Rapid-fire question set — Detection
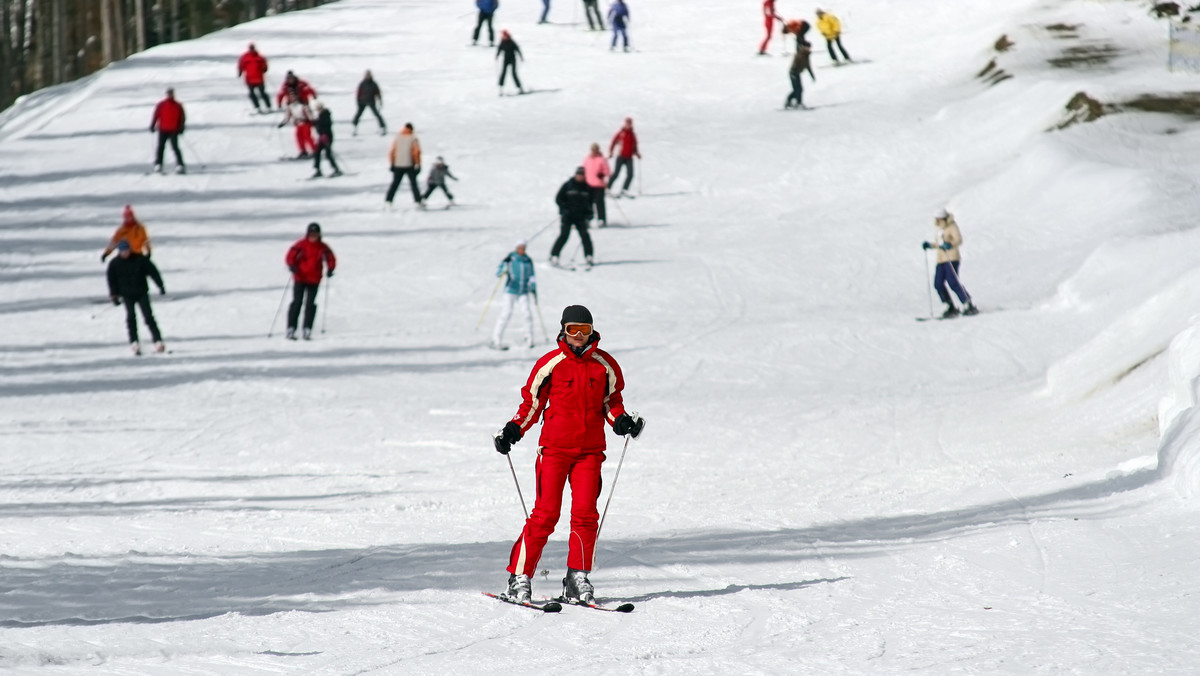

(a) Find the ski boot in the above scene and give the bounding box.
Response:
[562,568,595,604]
[175,165,186,175]
[507,573,532,603]
[549,255,560,268]
[963,303,979,316]
[154,341,166,353]
[286,328,297,341]
[941,304,960,319]
[302,329,312,341]
[584,255,595,270]
[130,341,141,356]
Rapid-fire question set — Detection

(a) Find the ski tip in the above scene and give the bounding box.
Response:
[542,602,563,613]
[614,602,635,613]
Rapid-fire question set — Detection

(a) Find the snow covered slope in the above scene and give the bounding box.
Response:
[3,0,1200,672]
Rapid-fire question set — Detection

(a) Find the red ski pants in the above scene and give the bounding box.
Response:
[295,122,315,154]
[759,16,775,54]
[507,445,606,577]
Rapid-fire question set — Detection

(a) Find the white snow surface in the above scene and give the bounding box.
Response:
[3,0,1200,672]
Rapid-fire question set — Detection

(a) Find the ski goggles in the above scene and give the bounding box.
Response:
[563,323,593,337]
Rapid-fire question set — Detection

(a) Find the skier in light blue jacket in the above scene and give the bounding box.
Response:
[492,240,538,349]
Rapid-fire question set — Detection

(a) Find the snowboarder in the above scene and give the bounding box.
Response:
[550,167,596,268]
[783,20,815,109]
[149,88,186,174]
[352,70,386,136]
[759,0,782,55]
[276,70,317,109]
[492,304,645,604]
[583,0,604,30]
[815,9,852,64]
[582,143,610,226]
[385,123,423,208]
[922,209,978,318]
[284,222,336,340]
[106,239,166,356]
[277,100,316,159]
[607,117,639,196]
[311,101,342,178]
[101,205,152,262]
[421,156,458,206]
[490,240,537,349]
[473,0,498,45]
[237,42,270,113]
[496,30,524,95]
[609,0,630,51]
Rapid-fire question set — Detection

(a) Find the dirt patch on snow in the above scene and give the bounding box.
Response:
[1048,43,1122,69]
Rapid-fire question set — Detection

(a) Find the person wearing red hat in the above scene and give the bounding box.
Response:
[102,205,152,262]
[493,304,645,605]
[284,223,336,340]
[150,88,186,174]
[496,30,524,95]
[237,43,270,113]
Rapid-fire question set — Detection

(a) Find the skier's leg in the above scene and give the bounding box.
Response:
[512,64,523,91]
[370,102,386,128]
[947,260,971,304]
[517,293,534,344]
[622,157,634,191]
[421,184,435,201]
[441,184,454,201]
[499,62,508,87]
[138,295,162,342]
[327,144,340,172]
[407,168,422,203]
[507,448,572,577]
[933,263,953,305]
[487,13,495,43]
[540,0,550,23]
[168,134,185,167]
[827,39,839,62]
[123,297,139,343]
[492,293,516,345]
[576,219,594,258]
[313,143,324,173]
[385,168,402,202]
[472,11,485,42]
[760,17,773,53]
[566,449,604,571]
[550,218,572,257]
[352,103,366,127]
[302,283,319,330]
[837,36,852,61]
[592,186,607,224]
[155,132,167,166]
[287,282,304,329]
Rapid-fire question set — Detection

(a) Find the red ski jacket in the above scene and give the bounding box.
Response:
[285,237,336,285]
[511,334,627,451]
[238,49,269,85]
[609,128,639,159]
[151,98,185,133]
[277,78,317,107]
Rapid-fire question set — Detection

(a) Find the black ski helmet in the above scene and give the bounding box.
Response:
[307,222,321,235]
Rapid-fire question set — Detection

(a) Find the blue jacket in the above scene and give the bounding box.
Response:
[477,0,498,13]
[609,1,628,27]
[497,252,536,295]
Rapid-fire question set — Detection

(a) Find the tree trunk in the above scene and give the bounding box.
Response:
[1,0,13,110]
[52,0,65,84]
[133,0,146,52]
[99,0,114,64]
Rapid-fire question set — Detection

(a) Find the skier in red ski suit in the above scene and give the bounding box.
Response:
[284,222,336,340]
[759,0,782,55]
[237,43,270,112]
[493,305,645,605]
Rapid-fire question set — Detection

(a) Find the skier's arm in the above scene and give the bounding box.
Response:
[286,244,302,271]
[149,104,159,132]
[323,245,337,276]
[599,352,627,425]
[106,264,118,299]
[145,259,166,294]
[446,169,458,181]
[512,357,556,434]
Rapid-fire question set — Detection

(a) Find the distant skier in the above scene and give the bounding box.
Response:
[815,9,852,64]
[607,117,640,196]
[490,240,537,350]
[782,20,815,109]
[539,0,551,24]
[352,70,386,136]
[237,43,270,113]
[421,156,458,206]
[277,100,316,159]
[276,71,317,109]
[492,304,645,605]
[284,222,336,340]
[149,88,186,174]
[582,143,610,226]
[922,209,978,318]
[101,205,152,262]
[583,0,604,30]
[311,101,342,178]
[609,0,630,51]
[473,0,498,45]
[385,122,423,208]
[758,0,782,55]
[496,30,525,95]
[106,239,167,356]
[550,166,595,269]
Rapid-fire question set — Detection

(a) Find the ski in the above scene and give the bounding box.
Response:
[483,592,562,612]
[556,597,635,613]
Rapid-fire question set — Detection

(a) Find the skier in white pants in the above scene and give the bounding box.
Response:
[492,240,538,349]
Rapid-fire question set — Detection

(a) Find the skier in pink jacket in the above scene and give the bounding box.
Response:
[582,143,611,227]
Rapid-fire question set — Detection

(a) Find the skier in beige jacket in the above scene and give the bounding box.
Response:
[923,209,978,318]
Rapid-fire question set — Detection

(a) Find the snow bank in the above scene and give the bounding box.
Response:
[1157,319,1200,497]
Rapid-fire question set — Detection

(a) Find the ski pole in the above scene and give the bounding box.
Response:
[533,293,550,341]
[527,216,557,243]
[476,274,505,330]
[321,276,331,334]
[268,276,292,337]
[609,190,633,227]
[91,299,119,320]
[924,249,934,319]
[182,134,206,169]
[595,433,633,546]
[330,148,352,174]
[636,157,643,195]
[506,453,530,520]
[945,257,973,305]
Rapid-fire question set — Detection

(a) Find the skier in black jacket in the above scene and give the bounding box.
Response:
[549,166,595,268]
[106,240,167,355]
[312,101,342,178]
[352,70,386,136]
[496,30,524,96]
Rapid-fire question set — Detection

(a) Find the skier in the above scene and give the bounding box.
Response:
[607,117,639,196]
[492,304,645,605]
[490,240,537,350]
[276,70,317,109]
[583,0,604,31]
[421,156,458,206]
[149,88,186,174]
[549,167,595,268]
[101,205,152,262]
[783,20,815,109]
[284,222,336,340]
[385,122,423,209]
[496,30,524,96]
[351,70,386,136]
[922,209,978,318]
[277,99,316,159]
[237,42,270,113]
[758,0,782,55]
[311,101,342,178]
[539,0,551,24]
[609,0,630,51]
[473,0,498,46]
[106,239,167,356]
[815,9,852,64]
[582,143,610,227]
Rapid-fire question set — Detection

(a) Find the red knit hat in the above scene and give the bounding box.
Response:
[123,205,136,224]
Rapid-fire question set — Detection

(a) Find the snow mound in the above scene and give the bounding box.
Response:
[1157,320,1200,497]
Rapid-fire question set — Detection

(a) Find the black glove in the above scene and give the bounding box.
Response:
[277,121,286,128]
[613,413,645,438]
[101,253,109,262]
[327,270,334,278]
[159,287,166,295]
[111,296,121,306]
[922,241,932,250]
[289,266,297,273]
[493,421,522,454]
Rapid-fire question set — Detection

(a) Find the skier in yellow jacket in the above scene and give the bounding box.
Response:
[815,9,852,65]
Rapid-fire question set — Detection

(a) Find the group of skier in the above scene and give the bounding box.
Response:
[473,0,632,52]
[759,4,855,110]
